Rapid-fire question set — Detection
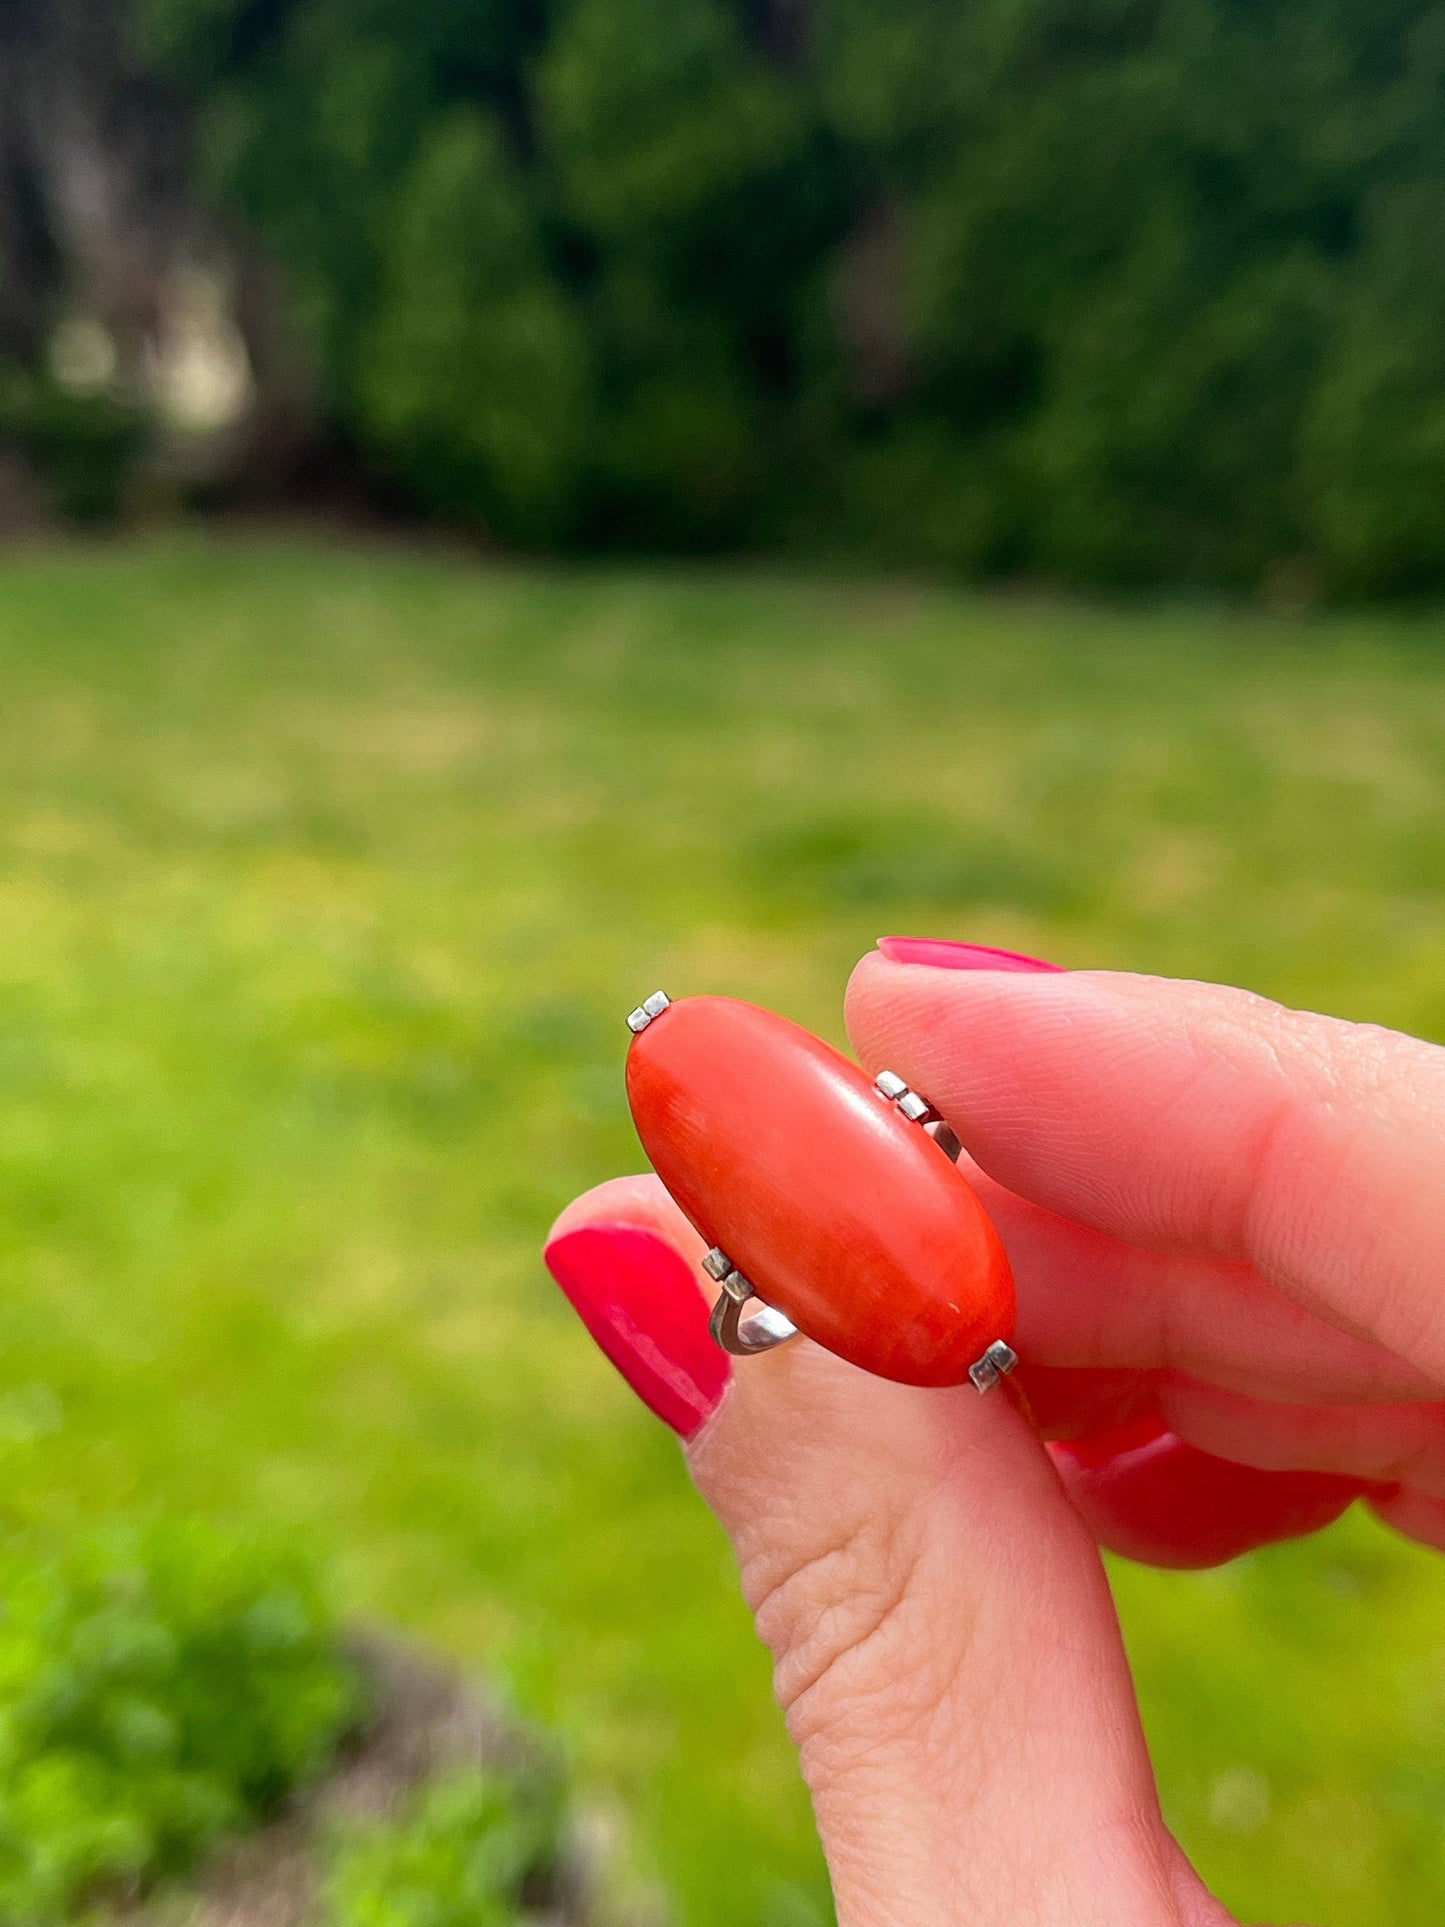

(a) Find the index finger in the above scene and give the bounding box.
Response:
[846,955,1445,1384]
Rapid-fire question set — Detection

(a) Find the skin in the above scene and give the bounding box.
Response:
[551,961,1445,1925]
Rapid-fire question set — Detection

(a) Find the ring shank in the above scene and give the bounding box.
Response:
[709,1288,800,1356]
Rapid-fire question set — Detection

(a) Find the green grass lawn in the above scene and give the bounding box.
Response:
[1,536,1445,1923]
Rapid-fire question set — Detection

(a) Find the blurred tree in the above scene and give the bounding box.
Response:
[356,110,589,540]
[535,0,823,543]
[1305,178,1445,593]
[3,0,1444,586]
[0,0,320,518]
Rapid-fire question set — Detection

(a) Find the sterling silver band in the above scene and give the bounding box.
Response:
[704,1250,800,1357]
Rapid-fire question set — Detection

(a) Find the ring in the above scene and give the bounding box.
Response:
[625,992,1019,1390]
[703,1248,799,1356]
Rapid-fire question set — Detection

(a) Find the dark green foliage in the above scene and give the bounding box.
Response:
[321,1768,568,1927]
[133,0,1445,587]
[0,371,146,524]
[356,112,590,540]
[0,1521,358,1921]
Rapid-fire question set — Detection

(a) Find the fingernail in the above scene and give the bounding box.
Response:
[544,1224,729,1439]
[876,936,1064,973]
[1049,1416,1170,1470]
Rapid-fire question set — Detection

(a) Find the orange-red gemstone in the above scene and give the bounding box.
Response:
[625,995,1014,1387]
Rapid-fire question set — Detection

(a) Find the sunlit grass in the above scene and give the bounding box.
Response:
[0,536,1443,1921]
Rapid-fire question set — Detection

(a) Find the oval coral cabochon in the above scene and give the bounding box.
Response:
[625,995,1014,1387]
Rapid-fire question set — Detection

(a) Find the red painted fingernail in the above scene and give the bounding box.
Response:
[1049,1425,1369,1569]
[544,1224,729,1439]
[876,937,1063,973]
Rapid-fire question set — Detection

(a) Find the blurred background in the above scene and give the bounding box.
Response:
[8,0,1445,592]
[0,4,1444,1926]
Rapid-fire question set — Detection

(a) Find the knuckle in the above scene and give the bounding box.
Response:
[740,1494,977,1757]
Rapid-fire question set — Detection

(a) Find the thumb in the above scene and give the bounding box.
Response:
[546,1176,1229,1927]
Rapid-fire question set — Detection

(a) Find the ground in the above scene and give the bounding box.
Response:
[0,535,1443,1923]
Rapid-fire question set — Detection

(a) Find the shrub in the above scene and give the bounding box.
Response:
[0,1520,358,1920]
[321,1767,568,1927]
[0,372,146,524]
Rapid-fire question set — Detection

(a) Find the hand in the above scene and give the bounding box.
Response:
[545,947,1445,1924]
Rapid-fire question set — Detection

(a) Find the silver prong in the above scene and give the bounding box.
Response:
[897,1090,932,1123]
[928,1121,962,1163]
[626,989,672,1033]
[875,1070,908,1100]
[968,1339,1019,1394]
[719,1269,752,1304]
[702,1246,733,1282]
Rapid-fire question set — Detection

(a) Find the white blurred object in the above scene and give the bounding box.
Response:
[1208,1765,1272,1834]
[146,263,254,433]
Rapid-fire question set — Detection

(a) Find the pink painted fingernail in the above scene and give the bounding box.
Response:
[877,936,1064,973]
[544,1224,729,1439]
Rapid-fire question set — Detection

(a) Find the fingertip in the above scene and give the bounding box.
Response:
[543,1177,726,1438]
[842,944,893,1032]
[845,943,1095,1073]
[844,962,1295,1254]
[546,1172,703,1254]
